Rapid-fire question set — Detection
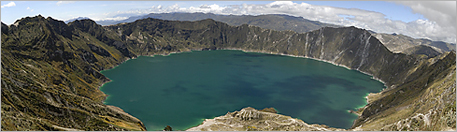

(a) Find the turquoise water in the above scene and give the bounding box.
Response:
[100,50,385,130]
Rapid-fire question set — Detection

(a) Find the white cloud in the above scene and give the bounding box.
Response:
[1,2,16,8]
[97,16,128,21]
[56,1,75,6]
[26,7,33,12]
[393,1,456,43]
[395,1,456,28]
[98,1,456,43]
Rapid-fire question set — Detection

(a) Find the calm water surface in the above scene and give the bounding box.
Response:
[100,50,385,130]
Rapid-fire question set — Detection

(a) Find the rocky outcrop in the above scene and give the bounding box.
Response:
[163,125,173,131]
[186,107,345,131]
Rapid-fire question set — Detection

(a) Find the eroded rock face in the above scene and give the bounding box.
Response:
[186,107,345,131]
[232,107,261,121]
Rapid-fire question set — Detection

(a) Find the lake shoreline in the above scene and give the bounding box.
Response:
[97,48,388,130]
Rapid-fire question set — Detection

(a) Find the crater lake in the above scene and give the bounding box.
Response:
[100,50,385,130]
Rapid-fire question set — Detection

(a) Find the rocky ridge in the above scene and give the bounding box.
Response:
[372,33,455,54]
[1,16,455,131]
[90,12,455,55]
[96,12,339,33]
[186,107,345,131]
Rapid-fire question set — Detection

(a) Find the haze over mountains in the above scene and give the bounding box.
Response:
[64,17,91,24]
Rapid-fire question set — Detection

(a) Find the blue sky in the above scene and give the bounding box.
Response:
[303,1,426,22]
[1,1,423,24]
[1,1,455,43]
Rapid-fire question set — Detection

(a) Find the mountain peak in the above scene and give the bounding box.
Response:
[14,15,73,39]
[70,18,97,24]
[65,17,92,23]
[68,19,102,35]
[13,15,46,26]
[46,16,60,21]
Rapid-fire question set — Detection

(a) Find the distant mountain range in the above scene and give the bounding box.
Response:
[97,12,340,33]
[88,12,456,56]
[64,17,91,24]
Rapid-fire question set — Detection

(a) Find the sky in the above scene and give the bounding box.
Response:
[1,1,456,43]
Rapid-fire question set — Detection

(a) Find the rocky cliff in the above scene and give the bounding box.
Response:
[92,12,454,55]
[96,13,339,33]
[106,18,416,87]
[186,107,345,131]
[1,16,455,131]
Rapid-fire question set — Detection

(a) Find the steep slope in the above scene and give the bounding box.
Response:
[93,12,454,55]
[1,16,145,131]
[373,33,456,53]
[402,45,441,57]
[352,51,455,130]
[107,18,416,87]
[2,16,455,131]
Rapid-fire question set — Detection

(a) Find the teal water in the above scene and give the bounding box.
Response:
[100,50,385,130]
